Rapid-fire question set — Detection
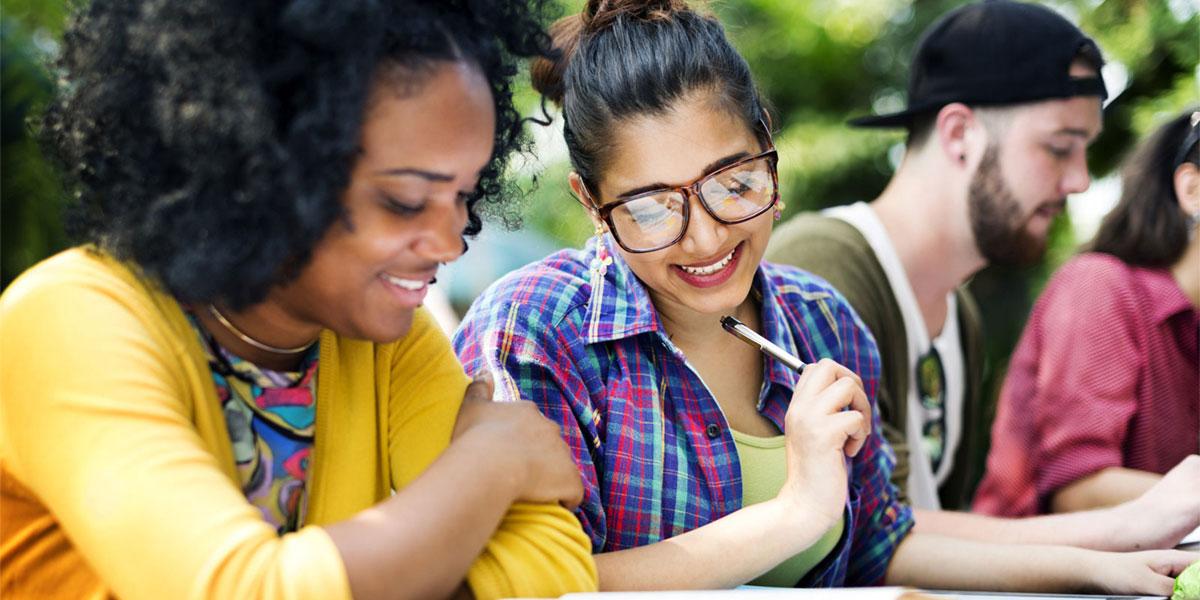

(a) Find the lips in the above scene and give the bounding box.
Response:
[381,274,430,290]
[678,247,737,276]
[672,242,744,289]
[379,271,436,306]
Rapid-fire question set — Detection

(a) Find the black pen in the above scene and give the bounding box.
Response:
[720,315,806,373]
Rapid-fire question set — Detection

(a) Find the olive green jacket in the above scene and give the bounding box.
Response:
[766,213,988,510]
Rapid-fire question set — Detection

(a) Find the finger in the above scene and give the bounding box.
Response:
[465,372,496,402]
[1136,572,1175,597]
[561,474,585,510]
[848,385,872,437]
[1150,550,1200,576]
[793,358,841,402]
[829,410,868,457]
[813,376,861,414]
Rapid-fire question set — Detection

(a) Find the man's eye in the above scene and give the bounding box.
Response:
[1047,145,1071,158]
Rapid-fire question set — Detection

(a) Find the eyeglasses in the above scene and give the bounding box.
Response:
[584,147,780,253]
[915,346,947,472]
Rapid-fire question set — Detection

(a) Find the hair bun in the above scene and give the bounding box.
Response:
[584,0,691,33]
[530,0,696,106]
[530,14,584,106]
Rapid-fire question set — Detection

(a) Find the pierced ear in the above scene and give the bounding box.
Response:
[568,172,606,229]
[934,103,978,168]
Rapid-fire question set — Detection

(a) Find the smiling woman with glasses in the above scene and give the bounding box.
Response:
[452,0,1199,595]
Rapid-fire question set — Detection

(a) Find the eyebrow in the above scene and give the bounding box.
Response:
[616,151,752,198]
[1053,127,1099,140]
[372,167,455,182]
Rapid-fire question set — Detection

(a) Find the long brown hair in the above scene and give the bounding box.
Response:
[1090,108,1199,267]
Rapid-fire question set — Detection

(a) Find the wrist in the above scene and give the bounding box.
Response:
[764,494,842,555]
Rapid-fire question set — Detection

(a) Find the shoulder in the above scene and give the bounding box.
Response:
[461,247,593,333]
[1,247,166,333]
[1040,253,1137,306]
[1051,253,1132,285]
[767,213,884,302]
[769,212,870,257]
[762,261,877,347]
[761,260,848,306]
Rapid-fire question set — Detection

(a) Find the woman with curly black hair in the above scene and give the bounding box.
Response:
[0,1,596,599]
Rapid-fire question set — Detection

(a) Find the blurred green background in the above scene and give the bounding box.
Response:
[2,0,1197,415]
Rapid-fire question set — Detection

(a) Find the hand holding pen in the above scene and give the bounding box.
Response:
[721,315,871,525]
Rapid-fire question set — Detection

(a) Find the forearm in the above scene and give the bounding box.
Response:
[326,432,518,600]
[911,507,1125,551]
[595,498,835,591]
[885,532,1096,592]
[1051,467,1160,513]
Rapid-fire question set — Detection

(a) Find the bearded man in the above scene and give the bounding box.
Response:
[767,0,1198,552]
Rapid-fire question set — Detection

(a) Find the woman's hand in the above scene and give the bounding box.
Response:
[1087,549,1198,596]
[452,374,584,509]
[778,358,871,526]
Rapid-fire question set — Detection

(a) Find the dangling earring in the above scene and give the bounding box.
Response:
[589,223,613,277]
[773,200,787,221]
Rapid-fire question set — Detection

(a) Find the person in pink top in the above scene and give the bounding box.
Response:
[975,108,1200,519]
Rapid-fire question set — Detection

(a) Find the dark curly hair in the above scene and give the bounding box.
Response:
[42,0,553,308]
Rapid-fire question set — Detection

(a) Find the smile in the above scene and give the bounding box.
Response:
[678,247,737,276]
[381,273,431,291]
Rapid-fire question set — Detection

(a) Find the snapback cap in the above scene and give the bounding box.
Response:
[850,0,1108,128]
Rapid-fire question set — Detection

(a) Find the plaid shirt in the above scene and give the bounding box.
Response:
[453,236,912,587]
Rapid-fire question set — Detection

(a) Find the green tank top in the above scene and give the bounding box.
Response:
[731,428,845,587]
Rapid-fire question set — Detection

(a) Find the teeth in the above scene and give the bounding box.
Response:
[680,248,736,276]
[382,274,428,291]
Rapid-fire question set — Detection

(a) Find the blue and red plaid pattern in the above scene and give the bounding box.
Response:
[453,235,913,587]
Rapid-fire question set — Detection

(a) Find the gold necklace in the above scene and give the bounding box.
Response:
[207,304,316,355]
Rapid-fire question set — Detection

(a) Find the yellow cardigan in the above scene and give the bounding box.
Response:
[0,248,596,600]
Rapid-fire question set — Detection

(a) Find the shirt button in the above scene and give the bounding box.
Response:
[705,423,722,439]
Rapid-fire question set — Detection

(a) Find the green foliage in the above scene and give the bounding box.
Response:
[2,15,67,288]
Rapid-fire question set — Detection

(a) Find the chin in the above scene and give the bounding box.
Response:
[355,311,416,344]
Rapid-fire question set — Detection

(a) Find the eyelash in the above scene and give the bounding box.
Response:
[381,194,423,216]
[381,191,473,216]
[1047,145,1072,158]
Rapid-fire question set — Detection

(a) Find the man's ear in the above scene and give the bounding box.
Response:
[934,102,985,170]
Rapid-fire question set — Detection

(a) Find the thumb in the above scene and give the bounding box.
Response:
[466,372,496,402]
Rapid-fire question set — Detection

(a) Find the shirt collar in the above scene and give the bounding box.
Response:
[582,234,663,344]
[1137,265,1197,325]
[756,266,805,391]
[583,238,804,388]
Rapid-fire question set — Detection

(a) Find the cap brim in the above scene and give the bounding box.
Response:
[847,109,922,128]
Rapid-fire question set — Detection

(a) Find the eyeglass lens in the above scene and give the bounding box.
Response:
[609,155,775,251]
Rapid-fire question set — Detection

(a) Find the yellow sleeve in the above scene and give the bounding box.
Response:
[386,309,598,599]
[0,264,350,600]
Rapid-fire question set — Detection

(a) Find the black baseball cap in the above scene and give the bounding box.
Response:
[850,0,1108,128]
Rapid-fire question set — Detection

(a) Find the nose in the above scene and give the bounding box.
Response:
[412,199,468,264]
[677,189,726,256]
[1061,152,1091,195]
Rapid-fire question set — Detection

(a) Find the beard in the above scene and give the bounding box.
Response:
[967,146,1061,267]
